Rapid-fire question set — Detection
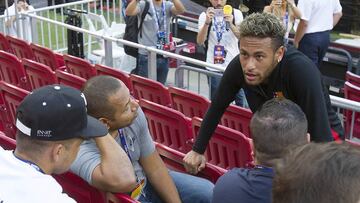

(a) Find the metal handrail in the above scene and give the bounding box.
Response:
[23,12,226,73]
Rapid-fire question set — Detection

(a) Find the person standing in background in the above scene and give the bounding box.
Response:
[264,0,301,45]
[294,0,342,68]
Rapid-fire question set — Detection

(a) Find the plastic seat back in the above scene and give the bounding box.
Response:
[63,54,97,80]
[139,99,193,153]
[95,64,133,94]
[192,117,253,170]
[0,81,30,139]
[0,50,30,90]
[6,35,35,60]
[0,33,10,52]
[346,71,360,87]
[168,86,210,118]
[130,74,172,107]
[53,172,106,203]
[0,131,16,150]
[220,104,253,138]
[344,82,360,139]
[22,59,57,90]
[55,70,86,90]
[30,43,62,71]
[155,142,226,183]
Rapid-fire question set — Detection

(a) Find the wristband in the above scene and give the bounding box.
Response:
[205,21,211,25]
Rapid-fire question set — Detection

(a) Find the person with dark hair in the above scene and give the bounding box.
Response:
[4,0,35,41]
[212,98,309,203]
[125,0,185,84]
[183,12,344,175]
[273,142,360,203]
[0,85,108,202]
[71,75,214,203]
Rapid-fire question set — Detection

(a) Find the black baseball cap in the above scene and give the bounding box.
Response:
[16,85,108,140]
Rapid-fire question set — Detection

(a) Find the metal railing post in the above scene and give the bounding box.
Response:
[148,51,157,81]
[104,38,113,67]
[30,16,38,44]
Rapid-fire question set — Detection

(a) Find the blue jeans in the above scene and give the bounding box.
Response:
[209,74,248,108]
[298,30,330,68]
[138,171,214,203]
[137,54,169,84]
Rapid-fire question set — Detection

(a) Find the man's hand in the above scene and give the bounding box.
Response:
[223,13,233,24]
[183,150,206,174]
[293,41,299,49]
[205,7,215,24]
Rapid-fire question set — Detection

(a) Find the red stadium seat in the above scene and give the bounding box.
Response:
[6,35,35,60]
[344,82,360,139]
[0,131,16,150]
[130,74,172,107]
[63,54,97,80]
[95,64,133,94]
[139,99,193,153]
[191,117,253,170]
[0,81,30,139]
[55,70,86,90]
[155,142,226,183]
[0,50,30,90]
[0,33,11,52]
[168,86,210,118]
[221,104,253,138]
[30,43,64,71]
[53,172,137,203]
[22,59,57,90]
[345,71,360,87]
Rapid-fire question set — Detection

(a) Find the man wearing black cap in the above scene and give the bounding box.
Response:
[0,85,108,203]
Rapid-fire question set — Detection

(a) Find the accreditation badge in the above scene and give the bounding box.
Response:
[130,179,145,200]
[213,45,225,64]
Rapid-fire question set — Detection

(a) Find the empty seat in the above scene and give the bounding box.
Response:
[22,59,57,90]
[63,54,97,80]
[0,33,11,52]
[95,64,133,94]
[191,117,253,170]
[344,82,360,139]
[168,86,210,118]
[0,81,30,139]
[155,142,226,183]
[131,74,172,107]
[6,35,35,60]
[30,43,65,71]
[139,99,193,153]
[345,71,360,87]
[0,131,16,150]
[221,104,253,138]
[0,50,30,90]
[55,70,86,90]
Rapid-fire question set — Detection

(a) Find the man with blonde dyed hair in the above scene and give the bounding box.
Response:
[184,12,343,174]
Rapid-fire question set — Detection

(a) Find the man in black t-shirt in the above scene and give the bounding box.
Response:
[183,12,344,175]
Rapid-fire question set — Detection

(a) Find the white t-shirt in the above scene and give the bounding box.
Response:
[295,0,342,34]
[198,9,243,72]
[0,147,76,203]
[4,3,35,42]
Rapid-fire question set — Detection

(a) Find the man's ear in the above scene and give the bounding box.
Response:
[275,46,285,62]
[99,117,110,130]
[51,143,64,163]
[306,133,311,143]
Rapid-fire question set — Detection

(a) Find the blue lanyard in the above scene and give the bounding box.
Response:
[13,152,45,174]
[254,165,273,173]
[150,1,167,32]
[118,129,133,162]
[213,16,225,44]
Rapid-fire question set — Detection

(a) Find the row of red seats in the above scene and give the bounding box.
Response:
[344,72,360,138]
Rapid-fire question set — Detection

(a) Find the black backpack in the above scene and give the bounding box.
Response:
[123,1,150,58]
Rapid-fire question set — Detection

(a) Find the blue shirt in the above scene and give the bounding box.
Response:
[212,166,274,203]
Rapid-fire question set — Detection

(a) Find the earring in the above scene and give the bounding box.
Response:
[277,58,281,63]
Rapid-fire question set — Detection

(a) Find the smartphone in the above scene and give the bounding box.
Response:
[214,9,224,17]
